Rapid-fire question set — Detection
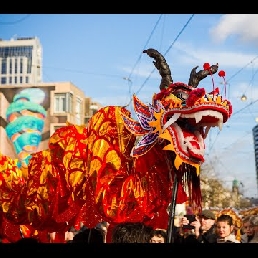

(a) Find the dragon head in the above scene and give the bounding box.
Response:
[122,48,232,175]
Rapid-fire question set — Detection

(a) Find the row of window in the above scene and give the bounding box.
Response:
[1,76,29,84]
[1,57,32,75]
[0,46,33,59]
[0,46,33,75]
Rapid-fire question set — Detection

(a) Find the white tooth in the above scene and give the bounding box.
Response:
[203,125,211,139]
[163,113,181,130]
[194,112,202,123]
[218,120,223,130]
[181,113,194,119]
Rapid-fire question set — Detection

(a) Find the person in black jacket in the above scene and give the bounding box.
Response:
[176,209,217,243]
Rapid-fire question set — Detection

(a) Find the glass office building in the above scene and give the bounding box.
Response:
[252,124,258,193]
[0,37,42,86]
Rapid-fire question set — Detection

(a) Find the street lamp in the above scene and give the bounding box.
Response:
[241,94,247,101]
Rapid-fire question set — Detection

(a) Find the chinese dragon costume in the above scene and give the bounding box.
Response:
[0,48,232,242]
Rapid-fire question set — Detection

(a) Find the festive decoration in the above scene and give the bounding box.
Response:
[218,70,227,97]
[0,48,232,242]
[239,206,258,217]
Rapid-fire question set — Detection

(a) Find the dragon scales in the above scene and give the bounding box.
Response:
[0,49,232,242]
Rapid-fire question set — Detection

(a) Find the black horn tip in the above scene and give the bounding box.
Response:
[143,48,159,56]
[190,66,199,75]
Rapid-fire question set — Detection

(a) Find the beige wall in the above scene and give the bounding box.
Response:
[0,81,102,166]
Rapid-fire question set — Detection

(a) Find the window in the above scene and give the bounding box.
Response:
[14,76,17,83]
[54,92,73,113]
[1,77,6,84]
[20,58,23,73]
[9,77,12,84]
[20,76,23,83]
[27,58,32,74]
[15,58,18,74]
[54,93,66,113]
[1,58,7,74]
[25,76,29,83]
[9,59,12,74]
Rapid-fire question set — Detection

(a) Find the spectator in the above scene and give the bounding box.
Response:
[64,226,80,243]
[176,209,217,243]
[96,221,110,243]
[241,215,255,243]
[216,214,240,243]
[72,227,104,243]
[249,215,258,243]
[111,222,154,243]
[150,229,167,243]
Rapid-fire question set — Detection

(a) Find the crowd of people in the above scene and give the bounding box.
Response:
[176,208,258,243]
[7,207,258,244]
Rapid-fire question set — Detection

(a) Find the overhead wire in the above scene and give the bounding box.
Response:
[43,65,123,79]
[208,56,258,153]
[220,54,258,99]
[225,55,258,84]
[0,14,31,25]
[208,99,258,153]
[241,65,258,97]
[158,15,166,51]
[123,14,164,110]
[134,14,195,97]
[126,14,164,83]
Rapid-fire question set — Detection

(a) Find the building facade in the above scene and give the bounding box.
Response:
[0,82,102,167]
[0,37,102,168]
[252,124,258,194]
[0,37,42,86]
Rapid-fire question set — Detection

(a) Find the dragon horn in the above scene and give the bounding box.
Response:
[143,48,173,90]
[188,63,219,88]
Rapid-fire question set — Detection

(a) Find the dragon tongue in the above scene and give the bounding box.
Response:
[183,130,200,149]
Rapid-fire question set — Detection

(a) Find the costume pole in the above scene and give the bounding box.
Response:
[166,173,178,243]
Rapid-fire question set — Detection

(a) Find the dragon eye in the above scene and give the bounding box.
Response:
[174,91,189,101]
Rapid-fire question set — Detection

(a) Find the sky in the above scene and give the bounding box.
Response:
[0,14,258,198]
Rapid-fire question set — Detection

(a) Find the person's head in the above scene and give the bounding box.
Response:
[249,215,258,234]
[111,222,154,243]
[96,221,110,243]
[72,227,104,243]
[198,209,216,232]
[242,216,255,237]
[150,229,167,243]
[216,214,234,238]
